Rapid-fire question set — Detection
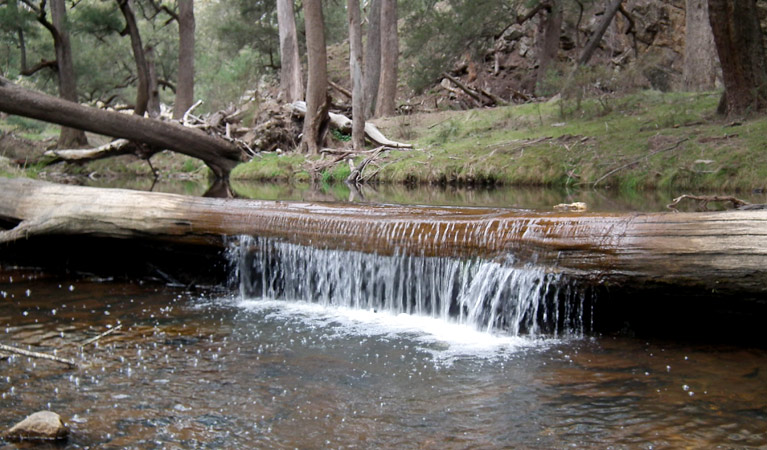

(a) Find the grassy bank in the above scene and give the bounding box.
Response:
[233,90,767,193]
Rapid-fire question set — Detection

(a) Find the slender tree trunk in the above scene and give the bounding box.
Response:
[301,0,328,155]
[536,0,562,95]
[174,0,195,120]
[276,0,304,103]
[145,45,161,118]
[348,0,365,151]
[707,0,767,116]
[578,0,623,66]
[117,0,150,117]
[363,0,381,118]
[683,0,718,91]
[50,0,88,148]
[375,0,398,117]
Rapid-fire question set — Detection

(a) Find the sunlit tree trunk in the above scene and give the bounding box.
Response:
[145,45,161,118]
[363,0,381,118]
[375,0,398,117]
[683,0,718,91]
[348,0,365,150]
[707,0,767,116]
[50,0,88,147]
[277,0,304,103]
[301,0,328,154]
[174,0,195,119]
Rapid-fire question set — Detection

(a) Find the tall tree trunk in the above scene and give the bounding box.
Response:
[536,0,562,95]
[578,0,623,66]
[348,0,365,151]
[145,45,161,118]
[363,0,381,118]
[301,0,328,155]
[50,0,88,148]
[117,0,150,117]
[174,0,195,120]
[375,0,398,117]
[684,0,718,91]
[707,0,767,116]
[276,0,304,103]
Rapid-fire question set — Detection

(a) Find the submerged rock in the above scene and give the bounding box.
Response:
[3,411,69,441]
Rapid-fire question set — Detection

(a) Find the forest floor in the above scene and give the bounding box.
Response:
[3,89,767,195]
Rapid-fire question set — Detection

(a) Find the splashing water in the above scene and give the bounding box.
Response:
[229,236,592,338]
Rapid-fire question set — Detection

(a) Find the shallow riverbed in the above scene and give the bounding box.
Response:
[1,268,765,449]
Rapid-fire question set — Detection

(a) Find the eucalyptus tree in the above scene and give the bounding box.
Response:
[276,0,303,103]
[301,0,327,154]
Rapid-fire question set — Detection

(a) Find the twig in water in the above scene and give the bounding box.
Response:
[666,195,749,211]
[80,324,123,347]
[0,343,77,368]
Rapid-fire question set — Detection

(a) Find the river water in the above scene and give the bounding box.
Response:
[2,183,767,448]
[2,264,766,448]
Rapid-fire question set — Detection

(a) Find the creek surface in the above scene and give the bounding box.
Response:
[1,183,767,449]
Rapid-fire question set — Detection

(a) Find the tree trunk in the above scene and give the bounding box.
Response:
[683,0,718,91]
[174,0,195,120]
[276,0,304,103]
[375,0,398,117]
[363,0,381,118]
[707,0,767,116]
[2,177,767,301]
[144,45,161,118]
[49,0,88,148]
[348,0,365,151]
[0,78,242,178]
[301,0,328,155]
[117,0,150,117]
[536,0,562,95]
[577,0,623,66]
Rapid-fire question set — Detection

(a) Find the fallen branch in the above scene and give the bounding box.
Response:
[328,80,352,99]
[480,88,509,106]
[290,101,412,148]
[346,146,388,186]
[44,139,135,162]
[0,343,78,368]
[667,195,750,211]
[80,324,123,347]
[441,72,486,106]
[593,137,689,187]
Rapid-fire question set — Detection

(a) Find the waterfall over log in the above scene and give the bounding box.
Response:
[2,177,767,300]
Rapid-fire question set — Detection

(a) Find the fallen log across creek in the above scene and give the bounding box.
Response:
[2,177,767,304]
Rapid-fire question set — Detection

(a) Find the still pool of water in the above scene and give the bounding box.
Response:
[1,269,766,449]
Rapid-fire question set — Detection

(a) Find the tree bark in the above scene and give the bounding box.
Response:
[276,0,304,103]
[348,0,365,151]
[0,78,243,178]
[375,0,398,117]
[174,0,195,119]
[683,0,718,91]
[117,0,150,117]
[2,177,767,300]
[535,0,562,95]
[363,0,381,118]
[49,0,88,148]
[301,0,328,155]
[144,45,161,118]
[707,0,767,116]
[577,0,623,66]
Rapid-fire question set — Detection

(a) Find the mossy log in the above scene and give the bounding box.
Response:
[1,177,767,299]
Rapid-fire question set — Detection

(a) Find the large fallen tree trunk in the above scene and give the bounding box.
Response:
[0,77,243,178]
[2,178,767,301]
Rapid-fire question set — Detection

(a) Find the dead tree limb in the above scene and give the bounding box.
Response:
[0,77,244,178]
[441,72,486,106]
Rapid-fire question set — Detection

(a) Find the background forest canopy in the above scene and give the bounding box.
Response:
[0,0,761,121]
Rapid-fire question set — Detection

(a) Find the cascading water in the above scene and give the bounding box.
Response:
[229,235,592,337]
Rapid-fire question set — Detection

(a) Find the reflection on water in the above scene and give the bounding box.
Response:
[1,269,766,449]
[84,175,767,212]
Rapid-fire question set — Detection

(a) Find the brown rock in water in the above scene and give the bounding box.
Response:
[3,411,69,441]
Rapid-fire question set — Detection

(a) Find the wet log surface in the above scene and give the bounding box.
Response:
[2,177,767,300]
